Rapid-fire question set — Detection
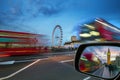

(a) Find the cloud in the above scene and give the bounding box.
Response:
[0,0,120,38]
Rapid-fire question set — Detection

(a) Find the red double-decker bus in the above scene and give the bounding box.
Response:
[0,30,50,57]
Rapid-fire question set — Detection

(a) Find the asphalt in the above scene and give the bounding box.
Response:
[0,52,102,80]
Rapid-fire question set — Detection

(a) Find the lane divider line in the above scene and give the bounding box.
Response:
[65,54,75,56]
[0,61,15,65]
[0,59,41,80]
[83,77,91,80]
[59,59,74,63]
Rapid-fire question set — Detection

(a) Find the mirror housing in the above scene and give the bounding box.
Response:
[75,42,120,80]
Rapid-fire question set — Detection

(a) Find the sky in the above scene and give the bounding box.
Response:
[0,0,120,44]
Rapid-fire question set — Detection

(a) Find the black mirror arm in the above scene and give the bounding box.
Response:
[75,45,86,71]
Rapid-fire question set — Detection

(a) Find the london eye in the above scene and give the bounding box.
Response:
[52,25,63,47]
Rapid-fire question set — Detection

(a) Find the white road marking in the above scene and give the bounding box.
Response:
[0,58,49,80]
[15,59,37,63]
[0,61,15,65]
[65,54,75,56]
[0,54,74,80]
[83,77,91,80]
[59,59,74,63]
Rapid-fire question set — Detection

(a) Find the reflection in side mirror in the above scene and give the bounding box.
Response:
[75,43,120,80]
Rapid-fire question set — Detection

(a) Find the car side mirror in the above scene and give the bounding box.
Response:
[75,42,120,80]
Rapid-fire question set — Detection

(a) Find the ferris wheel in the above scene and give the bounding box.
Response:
[52,25,63,47]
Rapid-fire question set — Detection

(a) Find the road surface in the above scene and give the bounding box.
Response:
[0,51,101,80]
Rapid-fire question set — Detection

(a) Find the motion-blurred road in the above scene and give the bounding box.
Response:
[0,51,101,80]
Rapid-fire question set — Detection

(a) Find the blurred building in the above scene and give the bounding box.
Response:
[115,56,120,68]
[64,36,81,49]
[71,36,77,42]
[113,55,120,68]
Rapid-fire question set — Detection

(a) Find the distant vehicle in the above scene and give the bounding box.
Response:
[0,30,50,57]
[79,58,100,73]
